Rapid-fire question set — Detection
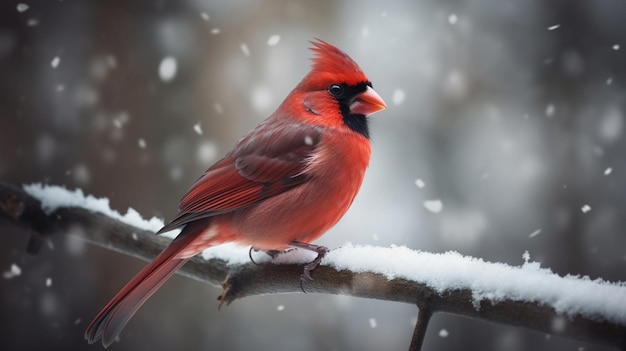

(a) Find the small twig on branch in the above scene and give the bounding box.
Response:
[409,302,433,351]
[1,181,625,351]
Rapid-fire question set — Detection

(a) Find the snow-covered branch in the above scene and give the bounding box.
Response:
[1,182,625,351]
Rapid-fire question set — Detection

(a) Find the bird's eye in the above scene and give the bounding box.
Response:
[328,84,344,98]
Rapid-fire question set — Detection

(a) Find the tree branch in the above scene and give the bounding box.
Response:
[1,181,625,350]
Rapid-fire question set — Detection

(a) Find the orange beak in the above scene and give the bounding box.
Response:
[349,86,387,117]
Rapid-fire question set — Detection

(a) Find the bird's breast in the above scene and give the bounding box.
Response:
[230,130,371,249]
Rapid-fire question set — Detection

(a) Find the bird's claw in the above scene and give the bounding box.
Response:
[249,247,293,265]
[294,244,328,293]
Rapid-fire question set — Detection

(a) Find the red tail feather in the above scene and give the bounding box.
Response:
[85,220,211,347]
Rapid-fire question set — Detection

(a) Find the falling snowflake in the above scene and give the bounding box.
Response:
[448,14,458,25]
[193,123,203,135]
[369,318,377,328]
[581,205,591,213]
[545,103,555,117]
[547,24,561,31]
[159,57,177,82]
[267,35,281,46]
[17,3,29,12]
[439,329,449,338]
[3,263,22,279]
[604,167,612,176]
[51,56,60,69]
[415,179,425,188]
[197,141,218,164]
[200,12,209,21]
[528,229,541,238]
[392,89,405,106]
[240,43,250,57]
[424,200,443,213]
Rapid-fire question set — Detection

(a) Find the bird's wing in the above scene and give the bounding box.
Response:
[157,122,322,233]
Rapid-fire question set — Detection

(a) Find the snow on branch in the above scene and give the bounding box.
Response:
[1,182,625,350]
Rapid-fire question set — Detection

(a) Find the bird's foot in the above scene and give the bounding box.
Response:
[288,241,328,282]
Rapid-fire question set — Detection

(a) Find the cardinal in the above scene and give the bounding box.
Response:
[85,39,386,347]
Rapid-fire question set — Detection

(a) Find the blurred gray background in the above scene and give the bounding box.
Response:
[1,0,625,350]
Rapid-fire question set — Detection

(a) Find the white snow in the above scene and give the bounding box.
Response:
[193,123,203,135]
[159,57,177,82]
[424,200,443,213]
[199,243,258,265]
[240,43,250,57]
[23,183,164,233]
[277,305,285,311]
[304,135,313,146]
[448,14,458,25]
[196,141,218,164]
[3,263,22,279]
[368,318,377,328]
[528,229,541,238]
[415,179,425,188]
[21,184,626,325]
[613,44,620,51]
[112,111,129,128]
[545,103,555,117]
[326,243,626,324]
[604,167,612,176]
[392,89,405,106]
[46,277,52,287]
[17,3,29,12]
[599,107,623,142]
[581,204,591,213]
[210,28,221,35]
[522,250,531,263]
[169,166,183,182]
[51,56,60,69]
[71,164,91,185]
[138,138,147,149]
[439,329,449,338]
[547,24,561,31]
[200,12,209,21]
[267,35,281,46]
[251,85,273,112]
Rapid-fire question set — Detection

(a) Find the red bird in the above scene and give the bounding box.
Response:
[85,39,386,347]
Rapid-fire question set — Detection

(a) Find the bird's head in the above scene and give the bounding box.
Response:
[284,39,387,138]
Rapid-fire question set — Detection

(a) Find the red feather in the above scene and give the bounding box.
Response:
[157,122,322,233]
[85,219,209,347]
[85,39,386,347]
